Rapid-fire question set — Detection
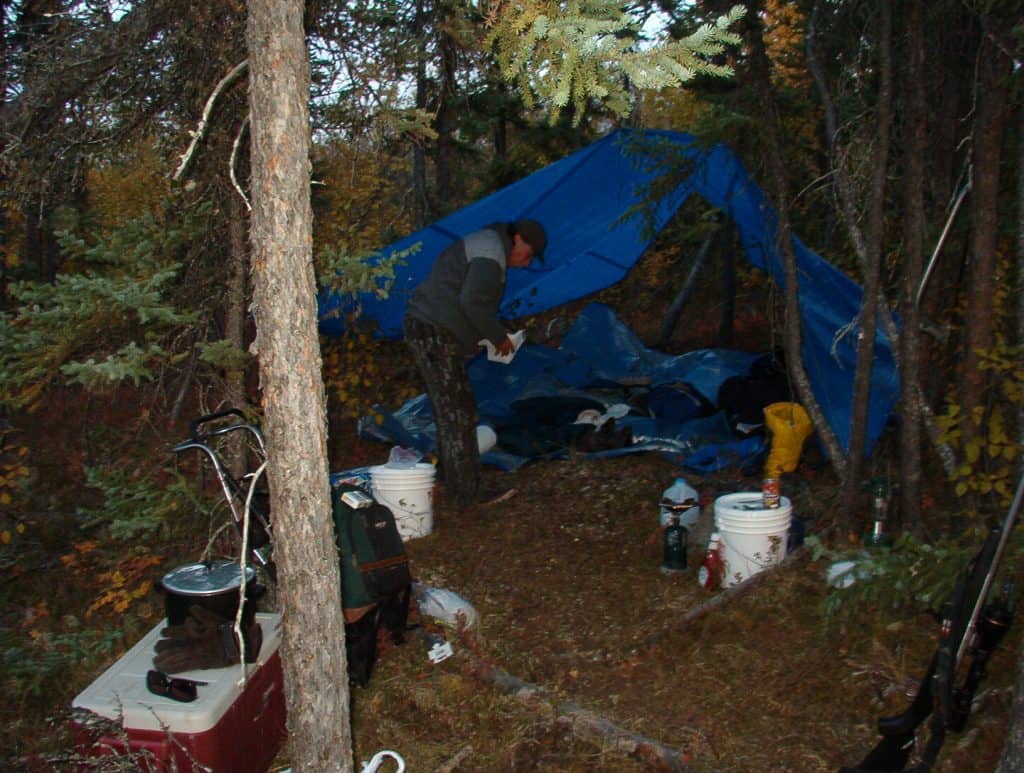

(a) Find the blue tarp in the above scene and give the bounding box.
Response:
[360,302,770,473]
[320,129,900,456]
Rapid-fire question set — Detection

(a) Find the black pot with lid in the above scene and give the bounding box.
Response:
[160,560,263,626]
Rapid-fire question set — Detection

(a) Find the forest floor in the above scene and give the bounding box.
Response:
[326,441,1021,772]
[5,385,1022,773]
[4,277,1022,771]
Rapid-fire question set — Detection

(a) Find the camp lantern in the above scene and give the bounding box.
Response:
[863,476,894,551]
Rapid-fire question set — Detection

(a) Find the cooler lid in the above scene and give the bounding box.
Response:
[71,612,281,733]
[161,560,255,596]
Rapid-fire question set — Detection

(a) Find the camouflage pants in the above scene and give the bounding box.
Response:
[403,316,480,509]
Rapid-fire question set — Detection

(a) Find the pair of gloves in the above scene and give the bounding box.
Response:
[153,605,263,674]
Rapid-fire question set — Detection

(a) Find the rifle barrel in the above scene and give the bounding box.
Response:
[956,471,1024,666]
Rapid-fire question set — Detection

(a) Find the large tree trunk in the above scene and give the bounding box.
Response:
[897,0,927,536]
[807,0,957,508]
[742,0,846,485]
[246,0,353,770]
[433,0,459,209]
[958,33,1011,515]
[838,0,892,530]
[22,198,60,282]
[494,79,508,162]
[412,0,429,228]
[918,3,974,394]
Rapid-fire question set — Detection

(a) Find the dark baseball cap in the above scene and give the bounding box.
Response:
[513,219,547,261]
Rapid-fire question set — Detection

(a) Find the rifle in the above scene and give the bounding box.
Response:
[842,471,1023,773]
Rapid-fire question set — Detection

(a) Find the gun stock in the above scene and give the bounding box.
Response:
[842,471,1023,772]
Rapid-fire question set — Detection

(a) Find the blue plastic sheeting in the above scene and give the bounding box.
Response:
[360,302,769,474]
[322,129,900,454]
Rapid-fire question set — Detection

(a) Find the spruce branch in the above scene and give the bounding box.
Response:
[487,2,743,124]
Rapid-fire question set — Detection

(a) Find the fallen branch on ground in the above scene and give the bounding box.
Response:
[436,744,473,772]
[459,652,698,771]
[641,546,808,654]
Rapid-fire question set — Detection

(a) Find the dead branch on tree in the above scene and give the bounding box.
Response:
[173,59,249,182]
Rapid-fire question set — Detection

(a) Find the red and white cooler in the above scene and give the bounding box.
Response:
[72,612,287,772]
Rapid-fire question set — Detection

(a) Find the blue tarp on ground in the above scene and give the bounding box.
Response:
[359,302,769,473]
[320,129,900,456]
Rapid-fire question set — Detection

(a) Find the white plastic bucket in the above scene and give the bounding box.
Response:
[369,463,437,541]
[713,492,793,587]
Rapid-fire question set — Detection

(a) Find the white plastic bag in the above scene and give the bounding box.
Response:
[412,582,478,630]
[476,424,497,454]
[387,446,422,468]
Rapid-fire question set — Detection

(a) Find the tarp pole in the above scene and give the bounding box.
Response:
[656,228,716,349]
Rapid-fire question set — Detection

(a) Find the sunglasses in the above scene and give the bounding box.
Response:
[146,670,208,702]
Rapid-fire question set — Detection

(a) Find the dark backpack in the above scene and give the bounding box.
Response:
[331,483,412,686]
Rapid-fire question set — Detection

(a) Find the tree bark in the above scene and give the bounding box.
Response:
[412,0,429,228]
[959,32,1011,512]
[22,200,57,282]
[897,1,927,535]
[433,0,459,209]
[838,0,892,531]
[743,0,846,483]
[246,0,353,769]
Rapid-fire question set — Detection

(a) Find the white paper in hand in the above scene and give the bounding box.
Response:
[479,329,525,364]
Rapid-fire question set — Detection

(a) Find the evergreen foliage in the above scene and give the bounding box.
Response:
[1,624,125,701]
[317,243,419,304]
[76,467,207,541]
[806,531,1023,625]
[488,2,745,123]
[0,205,207,406]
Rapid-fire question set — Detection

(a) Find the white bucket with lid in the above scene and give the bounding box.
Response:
[714,492,793,587]
[369,462,437,540]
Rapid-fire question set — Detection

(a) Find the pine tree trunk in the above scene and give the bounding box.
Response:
[919,3,974,407]
[433,0,459,208]
[838,0,892,530]
[959,35,1011,515]
[743,0,846,486]
[897,0,927,536]
[246,0,353,769]
[412,0,429,228]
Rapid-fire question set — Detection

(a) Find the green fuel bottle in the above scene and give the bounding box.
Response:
[660,514,688,574]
